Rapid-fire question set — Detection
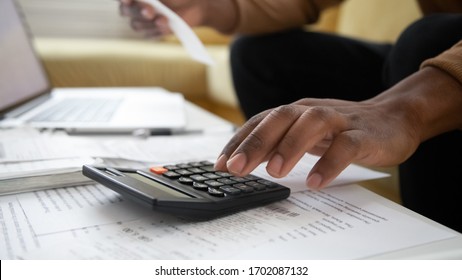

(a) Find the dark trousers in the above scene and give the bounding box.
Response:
[230,14,462,232]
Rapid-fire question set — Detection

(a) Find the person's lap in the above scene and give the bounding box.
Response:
[230,28,391,118]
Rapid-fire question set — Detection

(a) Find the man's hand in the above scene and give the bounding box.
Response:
[215,97,419,190]
[214,67,462,190]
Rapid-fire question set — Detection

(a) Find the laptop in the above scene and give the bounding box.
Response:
[0,0,186,134]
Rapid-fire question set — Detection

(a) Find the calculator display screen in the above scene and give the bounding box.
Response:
[125,173,191,198]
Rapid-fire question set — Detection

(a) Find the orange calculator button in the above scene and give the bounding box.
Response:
[149,166,168,175]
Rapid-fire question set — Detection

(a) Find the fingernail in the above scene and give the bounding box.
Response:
[214,154,228,170]
[306,173,323,190]
[267,153,284,177]
[227,153,247,174]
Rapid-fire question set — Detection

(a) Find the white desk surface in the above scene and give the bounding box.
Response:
[183,101,236,133]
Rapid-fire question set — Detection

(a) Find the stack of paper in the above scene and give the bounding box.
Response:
[0,129,95,195]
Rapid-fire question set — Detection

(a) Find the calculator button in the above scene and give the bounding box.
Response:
[217,178,237,185]
[190,174,208,182]
[201,165,216,172]
[229,176,249,183]
[245,181,266,191]
[149,166,168,175]
[244,174,260,180]
[200,161,214,165]
[219,186,241,195]
[192,182,209,191]
[203,173,221,180]
[187,167,205,174]
[178,177,194,185]
[176,163,192,169]
[204,180,224,188]
[176,169,193,176]
[208,187,225,197]
[163,165,179,171]
[233,183,254,193]
[162,171,181,179]
[257,179,279,188]
[214,171,232,177]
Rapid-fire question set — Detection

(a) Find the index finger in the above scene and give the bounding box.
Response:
[221,105,305,176]
[214,111,268,171]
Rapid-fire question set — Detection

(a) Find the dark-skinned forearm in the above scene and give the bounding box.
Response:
[369,67,462,143]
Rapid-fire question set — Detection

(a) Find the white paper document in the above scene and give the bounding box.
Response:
[0,153,459,259]
[0,135,81,163]
[253,154,389,193]
[1,129,459,259]
[142,0,214,65]
[0,127,42,140]
[18,184,149,234]
[97,134,231,163]
[0,157,94,180]
[1,184,458,260]
[8,154,387,235]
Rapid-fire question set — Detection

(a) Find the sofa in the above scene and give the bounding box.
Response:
[20,0,423,203]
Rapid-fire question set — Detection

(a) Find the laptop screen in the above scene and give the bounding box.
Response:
[0,0,50,114]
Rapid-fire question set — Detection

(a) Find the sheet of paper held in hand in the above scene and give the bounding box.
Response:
[141,0,214,65]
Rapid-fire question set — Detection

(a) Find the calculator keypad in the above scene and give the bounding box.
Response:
[151,161,279,198]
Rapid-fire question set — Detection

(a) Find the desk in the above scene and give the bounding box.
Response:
[182,101,236,133]
[1,101,461,260]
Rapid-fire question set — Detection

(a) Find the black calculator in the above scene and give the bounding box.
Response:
[82,161,290,219]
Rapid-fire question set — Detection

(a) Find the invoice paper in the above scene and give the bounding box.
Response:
[2,184,457,260]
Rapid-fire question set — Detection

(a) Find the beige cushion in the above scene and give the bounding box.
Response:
[337,0,422,42]
[35,38,208,99]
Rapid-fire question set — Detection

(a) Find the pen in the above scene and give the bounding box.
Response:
[64,125,237,137]
[141,125,237,136]
[133,128,200,137]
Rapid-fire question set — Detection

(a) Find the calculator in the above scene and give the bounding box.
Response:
[82,161,290,219]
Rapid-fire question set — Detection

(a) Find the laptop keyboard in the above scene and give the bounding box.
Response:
[30,98,123,122]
